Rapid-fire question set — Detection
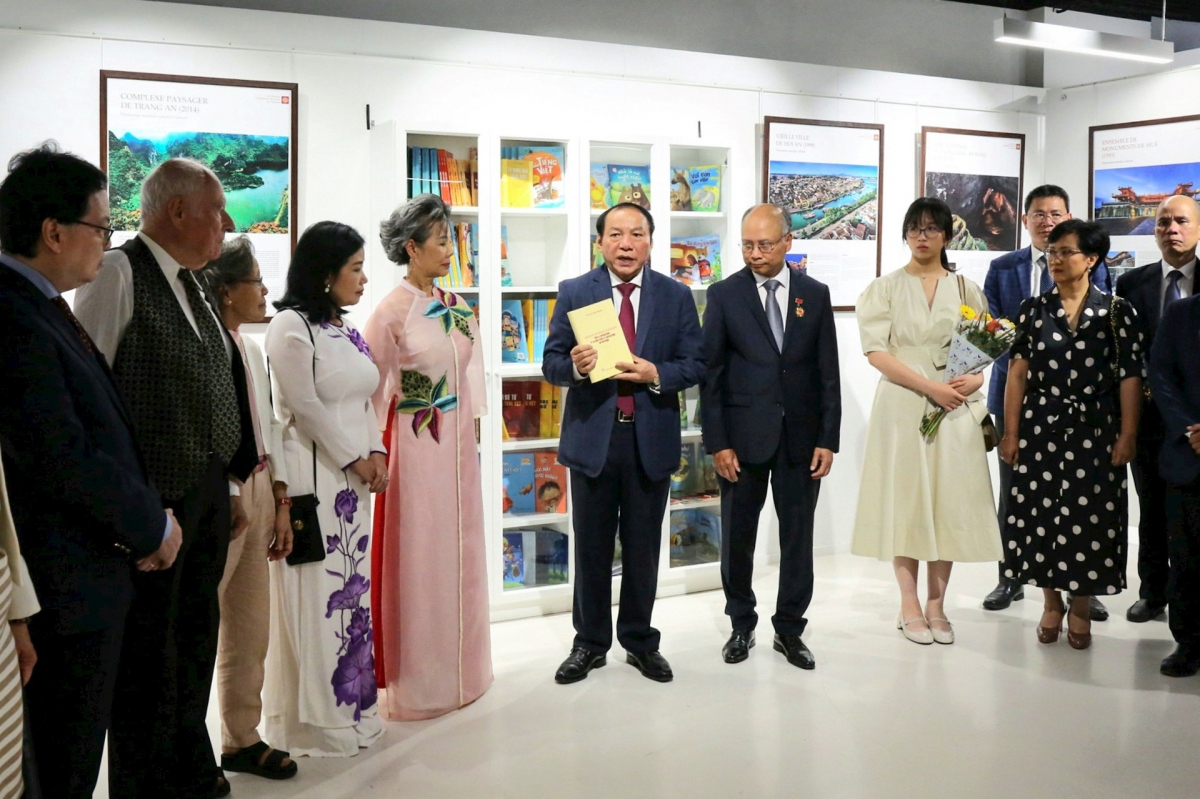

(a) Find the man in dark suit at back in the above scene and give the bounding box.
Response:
[981,184,1111,619]
[701,204,840,669]
[1118,195,1200,624]
[543,203,704,684]
[0,143,181,798]
[1149,252,1200,677]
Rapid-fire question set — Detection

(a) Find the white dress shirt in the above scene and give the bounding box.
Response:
[1029,245,1047,296]
[1160,258,1197,309]
[753,265,790,329]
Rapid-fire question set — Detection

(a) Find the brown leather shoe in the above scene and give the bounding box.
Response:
[1067,630,1092,650]
[1037,623,1061,644]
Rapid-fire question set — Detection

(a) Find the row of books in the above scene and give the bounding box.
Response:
[503,528,568,591]
[589,163,723,212]
[501,298,555,364]
[588,233,722,287]
[432,222,479,288]
[671,440,719,501]
[409,147,478,206]
[502,451,567,515]
[501,380,562,440]
[501,145,565,209]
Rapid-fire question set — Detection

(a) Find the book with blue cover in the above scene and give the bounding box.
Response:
[688,164,721,211]
[502,453,536,515]
[607,164,650,208]
[501,299,528,363]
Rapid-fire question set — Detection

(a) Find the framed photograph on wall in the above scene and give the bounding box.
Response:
[1090,115,1200,282]
[763,116,883,310]
[100,71,298,309]
[920,127,1025,287]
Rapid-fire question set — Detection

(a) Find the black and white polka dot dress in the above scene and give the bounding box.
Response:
[1002,285,1144,595]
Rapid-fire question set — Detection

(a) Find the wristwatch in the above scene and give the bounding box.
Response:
[276,497,293,508]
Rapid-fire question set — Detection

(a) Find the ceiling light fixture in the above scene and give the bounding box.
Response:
[994,17,1175,65]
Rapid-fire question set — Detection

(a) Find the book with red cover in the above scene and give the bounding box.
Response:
[534,452,567,513]
[502,381,541,439]
[438,149,452,203]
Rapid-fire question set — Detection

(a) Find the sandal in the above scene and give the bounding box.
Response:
[214,775,231,798]
[221,741,299,781]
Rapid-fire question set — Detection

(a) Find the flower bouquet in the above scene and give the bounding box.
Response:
[919,305,1017,441]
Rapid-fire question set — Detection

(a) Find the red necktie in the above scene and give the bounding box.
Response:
[616,282,637,416]
[51,296,99,356]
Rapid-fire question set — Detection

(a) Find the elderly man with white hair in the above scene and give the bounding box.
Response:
[75,158,259,799]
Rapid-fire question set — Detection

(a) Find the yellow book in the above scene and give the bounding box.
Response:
[551,385,561,437]
[522,299,535,362]
[501,159,533,208]
[539,381,553,438]
[566,299,633,382]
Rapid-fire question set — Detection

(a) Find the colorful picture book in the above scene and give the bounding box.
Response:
[501,381,562,440]
[589,234,605,270]
[606,164,651,209]
[534,452,567,514]
[590,163,611,210]
[501,299,528,363]
[502,528,569,590]
[669,235,722,286]
[671,442,718,501]
[500,299,556,363]
[687,165,722,212]
[500,225,512,286]
[502,453,536,515]
[433,221,478,288]
[669,508,721,567]
[407,146,478,205]
[500,145,565,208]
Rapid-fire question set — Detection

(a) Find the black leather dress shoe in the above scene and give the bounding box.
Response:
[1067,593,1109,621]
[722,630,755,664]
[1161,644,1200,677]
[554,647,606,684]
[773,634,815,670]
[626,650,673,682]
[982,582,1024,610]
[1127,599,1167,623]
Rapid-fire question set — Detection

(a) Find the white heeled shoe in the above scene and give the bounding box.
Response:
[927,617,955,645]
[896,612,934,645]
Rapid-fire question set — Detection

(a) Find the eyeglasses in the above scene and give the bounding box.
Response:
[740,237,785,254]
[1028,212,1066,223]
[73,220,114,243]
[1044,247,1083,260]
[905,226,943,239]
[235,277,264,286]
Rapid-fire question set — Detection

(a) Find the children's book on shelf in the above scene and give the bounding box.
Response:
[434,222,478,288]
[501,159,533,208]
[522,298,555,363]
[500,225,513,286]
[537,384,562,438]
[502,528,568,590]
[502,453,536,514]
[669,235,722,286]
[501,381,543,439]
[589,235,605,270]
[534,452,567,513]
[590,163,611,210]
[670,442,700,499]
[500,300,528,363]
[670,167,692,211]
[607,164,650,209]
[520,146,565,209]
[669,508,721,567]
[687,165,722,212]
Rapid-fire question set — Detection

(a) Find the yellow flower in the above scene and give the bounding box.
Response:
[960,305,977,320]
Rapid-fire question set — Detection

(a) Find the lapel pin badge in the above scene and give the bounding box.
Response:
[795,298,804,317]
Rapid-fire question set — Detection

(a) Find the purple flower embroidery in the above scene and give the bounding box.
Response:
[320,322,375,362]
[346,606,371,645]
[334,488,358,523]
[326,572,370,618]
[332,637,377,722]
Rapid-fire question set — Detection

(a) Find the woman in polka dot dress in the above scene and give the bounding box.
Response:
[999,219,1144,650]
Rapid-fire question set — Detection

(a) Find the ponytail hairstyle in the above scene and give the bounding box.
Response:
[901,197,955,272]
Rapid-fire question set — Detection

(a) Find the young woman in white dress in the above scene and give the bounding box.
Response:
[852,198,1002,645]
[263,221,389,756]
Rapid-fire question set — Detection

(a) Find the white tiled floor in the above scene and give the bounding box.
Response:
[94,550,1200,799]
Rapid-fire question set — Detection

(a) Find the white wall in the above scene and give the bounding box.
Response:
[0,0,1050,557]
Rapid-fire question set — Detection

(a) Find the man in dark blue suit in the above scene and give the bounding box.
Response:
[0,143,181,797]
[981,184,1111,616]
[544,203,704,684]
[1117,196,1199,624]
[700,204,840,669]
[1149,246,1200,676]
